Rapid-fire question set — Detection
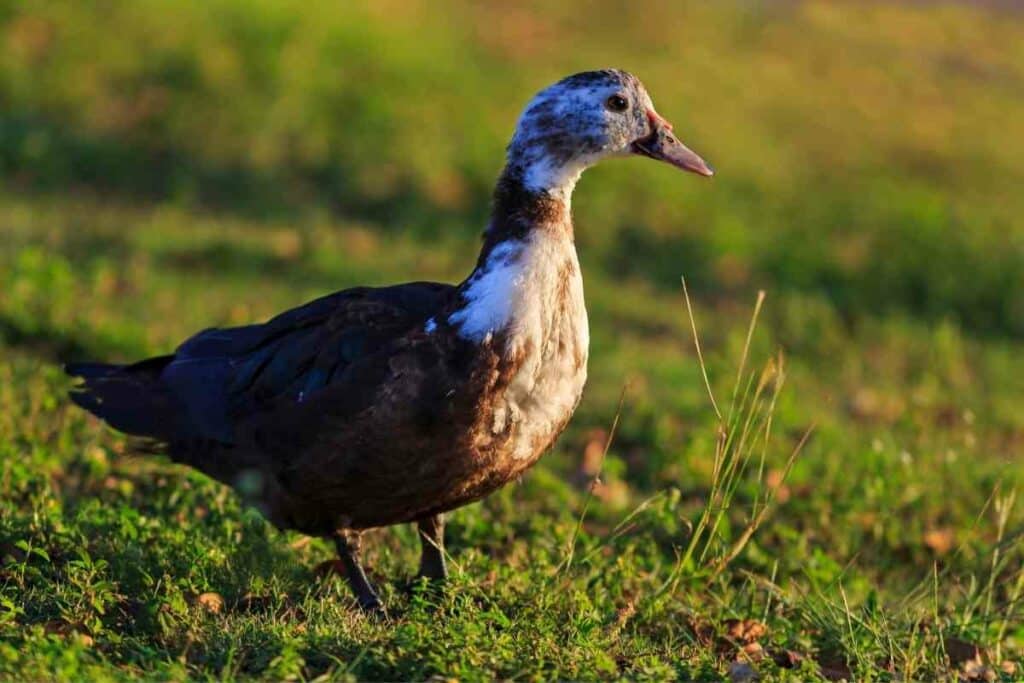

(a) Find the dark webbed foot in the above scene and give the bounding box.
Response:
[416,514,447,582]
[333,529,387,617]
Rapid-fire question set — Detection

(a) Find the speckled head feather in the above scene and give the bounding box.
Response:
[506,69,655,194]
[503,69,712,200]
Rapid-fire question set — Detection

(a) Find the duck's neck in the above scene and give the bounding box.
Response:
[477,165,574,262]
[448,163,587,344]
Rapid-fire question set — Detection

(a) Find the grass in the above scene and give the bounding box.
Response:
[2,0,1024,680]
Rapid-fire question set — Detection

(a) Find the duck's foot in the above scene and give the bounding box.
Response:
[416,514,448,583]
[333,529,388,618]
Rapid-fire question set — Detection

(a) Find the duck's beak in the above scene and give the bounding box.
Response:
[631,109,713,177]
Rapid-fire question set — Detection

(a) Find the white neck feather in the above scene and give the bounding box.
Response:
[519,155,592,203]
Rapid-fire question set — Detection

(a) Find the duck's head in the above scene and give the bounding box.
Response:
[506,69,713,197]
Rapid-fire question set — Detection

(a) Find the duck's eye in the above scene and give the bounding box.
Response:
[605,94,629,113]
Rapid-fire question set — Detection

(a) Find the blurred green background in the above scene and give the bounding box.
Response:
[2,1,1023,679]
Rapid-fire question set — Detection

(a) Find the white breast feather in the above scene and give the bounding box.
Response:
[450,230,589,460]
[448,241,524,341]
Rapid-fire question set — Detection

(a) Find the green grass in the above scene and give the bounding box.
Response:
[2,1,1024,679]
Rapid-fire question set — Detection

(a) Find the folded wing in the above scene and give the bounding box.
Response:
[68,282,454,450]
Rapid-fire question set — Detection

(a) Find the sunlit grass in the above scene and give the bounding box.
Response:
[1,0,1024,679]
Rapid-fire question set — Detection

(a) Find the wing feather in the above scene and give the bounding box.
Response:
[158,281,452,443]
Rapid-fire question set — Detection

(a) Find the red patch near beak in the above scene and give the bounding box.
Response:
[632,108,713,178]
[646,108,673,132]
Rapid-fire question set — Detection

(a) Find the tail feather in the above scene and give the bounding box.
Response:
[67,358,246,487]
[66,356,188,439]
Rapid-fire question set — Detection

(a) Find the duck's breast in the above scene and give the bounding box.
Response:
[467,230,590,467]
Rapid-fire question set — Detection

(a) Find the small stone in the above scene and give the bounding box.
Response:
[728,660,758,682]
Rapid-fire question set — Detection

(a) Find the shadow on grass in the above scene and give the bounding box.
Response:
[604,214,1024,340]
[0,314,138,365]
[0,110,491,237]
[604,226,714,296]
[154,240,346,292]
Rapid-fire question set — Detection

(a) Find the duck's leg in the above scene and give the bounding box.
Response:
[416,513,447,581]
[333,529,385,615]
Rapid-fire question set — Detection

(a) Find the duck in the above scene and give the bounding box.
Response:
[67,69,713,614]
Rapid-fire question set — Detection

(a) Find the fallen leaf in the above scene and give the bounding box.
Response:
[290,536,312,551]
[578,429,607,479]
[613,600,636,630]
[962,660,996,682]
[848,388,904,423]
[687,616,715,647]
[725,619,768,644]
[741,642,765,662]
[924,527,956,555]
[764,469,791,503]
[196,592,223,614]
[590,478,631,509]
[480,569,499,588]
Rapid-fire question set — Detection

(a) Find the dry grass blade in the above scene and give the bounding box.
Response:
[681,275,722,421]
[706,422,814,582]
[729,290,766,423]
[557,383,629,575]
[661,285,805,596]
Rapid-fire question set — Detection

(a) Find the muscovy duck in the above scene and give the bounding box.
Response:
[67,69,712,614]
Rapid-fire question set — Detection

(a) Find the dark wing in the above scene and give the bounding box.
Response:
[68,281,454,447]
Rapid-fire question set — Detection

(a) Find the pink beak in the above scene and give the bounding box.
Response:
[631,109,714,177]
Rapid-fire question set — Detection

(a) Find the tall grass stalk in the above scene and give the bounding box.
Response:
[660,280,808,596]
[557,385,628,575]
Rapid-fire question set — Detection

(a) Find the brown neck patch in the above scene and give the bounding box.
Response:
[477,169,571,265]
